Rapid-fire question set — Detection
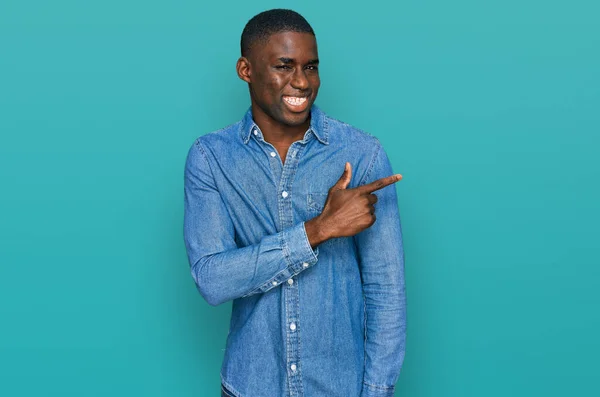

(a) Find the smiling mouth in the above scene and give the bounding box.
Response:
[283,96,308,106]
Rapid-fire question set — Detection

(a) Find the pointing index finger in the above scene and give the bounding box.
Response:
[358,174,402,194]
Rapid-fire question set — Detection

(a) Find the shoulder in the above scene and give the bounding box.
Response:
[317,110,389,186]
[194,120,243,150]
[185,120,244,171]
[185,120,244,165]
[323,112,382,152]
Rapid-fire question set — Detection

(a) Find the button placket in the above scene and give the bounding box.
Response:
[278,142,305,397]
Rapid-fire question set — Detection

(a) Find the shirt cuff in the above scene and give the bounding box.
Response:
[245,222,319,296]
[283,221,319,271]
[361,382,396,397]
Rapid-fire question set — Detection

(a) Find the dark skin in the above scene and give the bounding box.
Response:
[236,31,402,248]
[237,31,320,161]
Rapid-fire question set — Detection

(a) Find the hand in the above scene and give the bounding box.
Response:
[305,162,402,247]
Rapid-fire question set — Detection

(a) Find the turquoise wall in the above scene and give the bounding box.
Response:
[1,1,598,396]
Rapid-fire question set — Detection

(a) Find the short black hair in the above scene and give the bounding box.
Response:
[241,9,315,57]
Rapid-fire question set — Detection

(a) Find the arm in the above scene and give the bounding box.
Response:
[183,140,319,306]
[355,144,407,397]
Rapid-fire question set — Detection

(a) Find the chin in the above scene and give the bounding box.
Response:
[279,109,311,126]
[282,115,309,127]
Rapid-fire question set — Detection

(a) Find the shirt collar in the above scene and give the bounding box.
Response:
[240,105,329,145]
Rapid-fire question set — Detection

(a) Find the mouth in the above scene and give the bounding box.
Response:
[282,95,310,112]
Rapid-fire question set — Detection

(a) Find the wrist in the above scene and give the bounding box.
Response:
[305,216,331,248]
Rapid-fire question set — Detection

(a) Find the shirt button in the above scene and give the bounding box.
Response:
[290,322,296,331]
[302,262,309,268]
[272,281,278,286]
[270,151,276,157]
[287,279,294,285]
[253,130,258,136]
[281,191,288,198]
[290,364,297,371]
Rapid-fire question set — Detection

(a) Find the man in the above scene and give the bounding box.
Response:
[184,9,406,397]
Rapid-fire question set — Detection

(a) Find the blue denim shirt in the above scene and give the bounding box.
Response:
[183,105,406,397]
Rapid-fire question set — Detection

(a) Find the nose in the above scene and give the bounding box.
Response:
[290,68,309,90]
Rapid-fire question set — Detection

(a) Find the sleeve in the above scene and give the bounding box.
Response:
[183,140,320,306]
[355,143,407,397]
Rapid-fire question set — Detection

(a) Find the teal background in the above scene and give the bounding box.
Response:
[1,0,598,396]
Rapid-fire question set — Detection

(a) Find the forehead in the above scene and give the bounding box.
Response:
[255,31,318,60]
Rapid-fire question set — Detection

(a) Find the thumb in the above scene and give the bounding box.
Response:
[333,162,352,190]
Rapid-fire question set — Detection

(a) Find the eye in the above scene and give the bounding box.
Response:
[306,65,319,71]
[275,65,292,70]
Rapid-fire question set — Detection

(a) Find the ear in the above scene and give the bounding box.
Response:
[236,56,251,83]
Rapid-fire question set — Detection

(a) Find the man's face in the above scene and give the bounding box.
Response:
[240,31,320,128]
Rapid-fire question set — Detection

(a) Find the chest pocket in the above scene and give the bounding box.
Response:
[307,192,329,214]
[306,192,348,248]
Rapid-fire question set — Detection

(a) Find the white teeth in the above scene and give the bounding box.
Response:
[284,96,307,106]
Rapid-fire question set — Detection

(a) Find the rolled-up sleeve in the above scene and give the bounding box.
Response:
[183,140,319,306]
[355,143,407,397]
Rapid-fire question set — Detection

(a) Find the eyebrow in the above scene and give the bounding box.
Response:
[277,57,320,65]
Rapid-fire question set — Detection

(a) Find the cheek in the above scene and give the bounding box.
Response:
[311,78,321,93]
[255,82,279,105]
[268,75,286,90]
[309,74,321,87]
[253,70,282,96]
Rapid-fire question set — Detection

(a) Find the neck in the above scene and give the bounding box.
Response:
[251,104,310,146]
